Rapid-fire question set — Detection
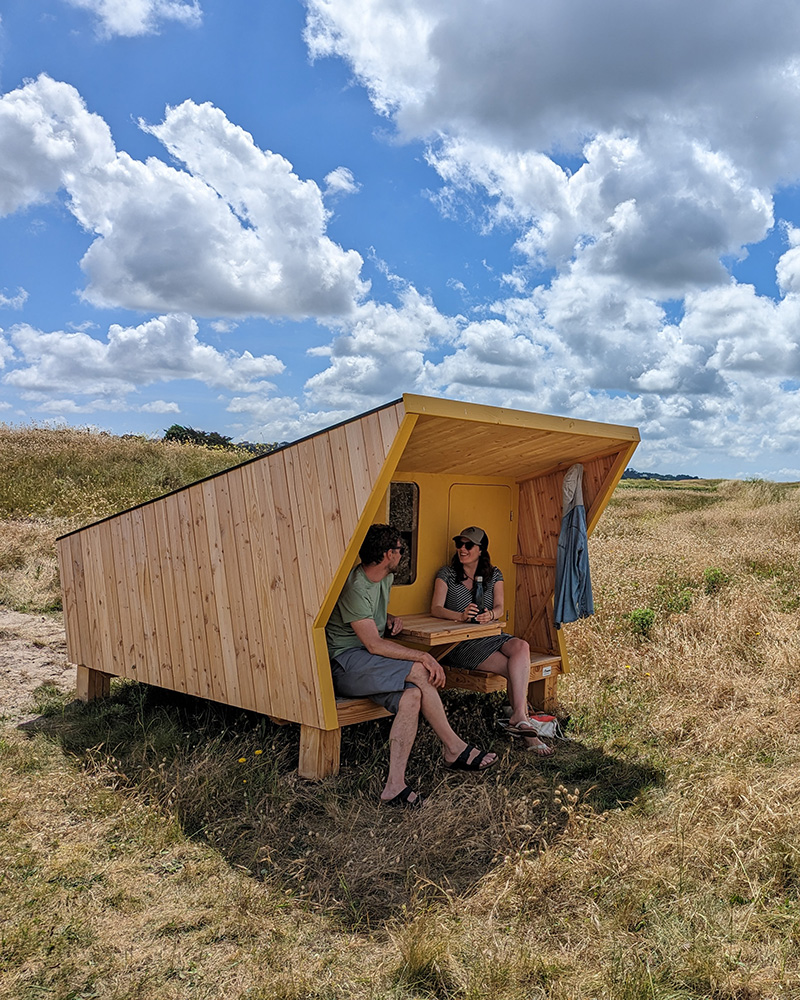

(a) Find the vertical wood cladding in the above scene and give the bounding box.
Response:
[514,452,622,652]
[57,402,405,729]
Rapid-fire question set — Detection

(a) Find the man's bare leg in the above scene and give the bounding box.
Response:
[380,685,422,803]
[405,662,498,769]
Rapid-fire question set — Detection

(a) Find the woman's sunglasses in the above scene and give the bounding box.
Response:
[455,539,476,550]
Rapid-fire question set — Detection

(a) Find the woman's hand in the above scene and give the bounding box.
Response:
[462,605,493,623]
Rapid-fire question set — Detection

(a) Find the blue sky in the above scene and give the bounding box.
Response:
[1,1,800,478]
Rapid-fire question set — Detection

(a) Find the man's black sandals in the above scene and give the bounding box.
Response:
[382,785,425,808]
[445,744,497,771]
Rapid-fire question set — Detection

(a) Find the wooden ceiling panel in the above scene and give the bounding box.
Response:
[395,414,636,479]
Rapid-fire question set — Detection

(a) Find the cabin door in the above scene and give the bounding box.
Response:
[447,484,514,628]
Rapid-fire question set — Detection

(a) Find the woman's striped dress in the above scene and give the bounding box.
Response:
[435,565,514,668]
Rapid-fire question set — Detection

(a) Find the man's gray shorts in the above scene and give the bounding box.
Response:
[330,647,417,714]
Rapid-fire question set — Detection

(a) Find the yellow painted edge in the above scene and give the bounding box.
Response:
[555,627,570,674]
[586,440,640,537]
[312,409,421,730]
[402,392,640,443]
[556,440,639,675]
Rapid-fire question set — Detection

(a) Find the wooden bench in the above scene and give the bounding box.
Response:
[336,652,561,721]
[443,651,562,708]
[299,652,563,777]
[302,613,563,778]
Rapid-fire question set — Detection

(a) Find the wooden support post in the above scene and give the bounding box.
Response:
[298,724,341,780]
[528,674,559,712]
[76,665,111,702]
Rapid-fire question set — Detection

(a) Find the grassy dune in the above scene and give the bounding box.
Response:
[0,424,252,612]
[2,426,800,998]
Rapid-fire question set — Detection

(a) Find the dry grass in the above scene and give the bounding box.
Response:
[0,423,254,522]
[0,423,253,612]
[0,519,64,612]
[0,729,381,1000]
[2,457,800,998]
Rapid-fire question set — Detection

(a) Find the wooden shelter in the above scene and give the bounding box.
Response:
[57,394,639,778]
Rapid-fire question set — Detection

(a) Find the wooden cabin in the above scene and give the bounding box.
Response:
[57,394,639,779]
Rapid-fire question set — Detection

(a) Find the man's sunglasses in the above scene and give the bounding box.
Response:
[391,544,406,556]
[455,539,476,550]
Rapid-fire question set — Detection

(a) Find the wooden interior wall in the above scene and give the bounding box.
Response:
[58,401,405,728]
[513,451,623,653]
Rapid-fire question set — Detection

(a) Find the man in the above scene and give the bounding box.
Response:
[326,523,497,807]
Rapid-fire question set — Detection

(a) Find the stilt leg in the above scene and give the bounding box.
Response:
[527,675,558,712]
[76,665,111,702]
[527,678,544,712]
[298,724,341,780]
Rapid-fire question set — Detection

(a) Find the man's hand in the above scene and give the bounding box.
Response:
[420,651,446,688]
[386,615,404,636]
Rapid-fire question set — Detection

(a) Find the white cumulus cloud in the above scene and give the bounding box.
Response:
[3,314,285,409]
[0,76,367,319]
[304,284,458,409]
[324,166,360,197]
[66,0,202,38]
[0,288,28,310]
[298,0,800,477]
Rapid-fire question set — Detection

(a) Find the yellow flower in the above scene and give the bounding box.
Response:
[624,664,631,670]
[254,749,263,755]
[238,757,247,763]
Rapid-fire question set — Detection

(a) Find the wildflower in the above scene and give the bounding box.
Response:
[238,757,247,763]
[255,749,263,755]
[625,664,632,669]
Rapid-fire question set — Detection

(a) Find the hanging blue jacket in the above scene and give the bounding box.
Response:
[553,464,594,629]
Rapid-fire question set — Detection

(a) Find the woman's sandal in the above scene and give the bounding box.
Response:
[505,718,546,737]
[522,737,554,757]
[381,785,425,808]
[445,744,497,771]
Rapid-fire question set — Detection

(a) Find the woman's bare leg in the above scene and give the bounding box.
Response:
[475,639,552,753]
[476,638,531,725]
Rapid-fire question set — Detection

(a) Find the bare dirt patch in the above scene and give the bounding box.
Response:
[0,608,73,722]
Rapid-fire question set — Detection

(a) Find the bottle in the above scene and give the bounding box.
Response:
[472,576,485,621]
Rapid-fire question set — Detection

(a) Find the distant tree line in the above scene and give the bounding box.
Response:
[163,424,284,456]
[622,468,699,481]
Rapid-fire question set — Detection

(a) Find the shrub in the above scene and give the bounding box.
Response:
[703,566,730,595]
[163,424,234,449]
[627,607,656,639]
[655,572,695,614]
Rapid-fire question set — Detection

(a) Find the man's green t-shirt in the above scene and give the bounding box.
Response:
[326,565,393,661]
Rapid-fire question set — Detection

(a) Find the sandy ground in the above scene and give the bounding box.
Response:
[0,608,73,723]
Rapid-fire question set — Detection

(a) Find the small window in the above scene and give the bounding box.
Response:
[389,481,419,585]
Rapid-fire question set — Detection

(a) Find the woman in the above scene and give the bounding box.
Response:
[430,525,554,756]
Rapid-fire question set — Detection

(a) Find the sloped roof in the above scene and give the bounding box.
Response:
[397,394,640,479]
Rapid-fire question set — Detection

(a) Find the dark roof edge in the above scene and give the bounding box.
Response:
[56,397,404,542]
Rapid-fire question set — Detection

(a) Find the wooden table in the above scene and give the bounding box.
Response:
[394,612,502,661]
